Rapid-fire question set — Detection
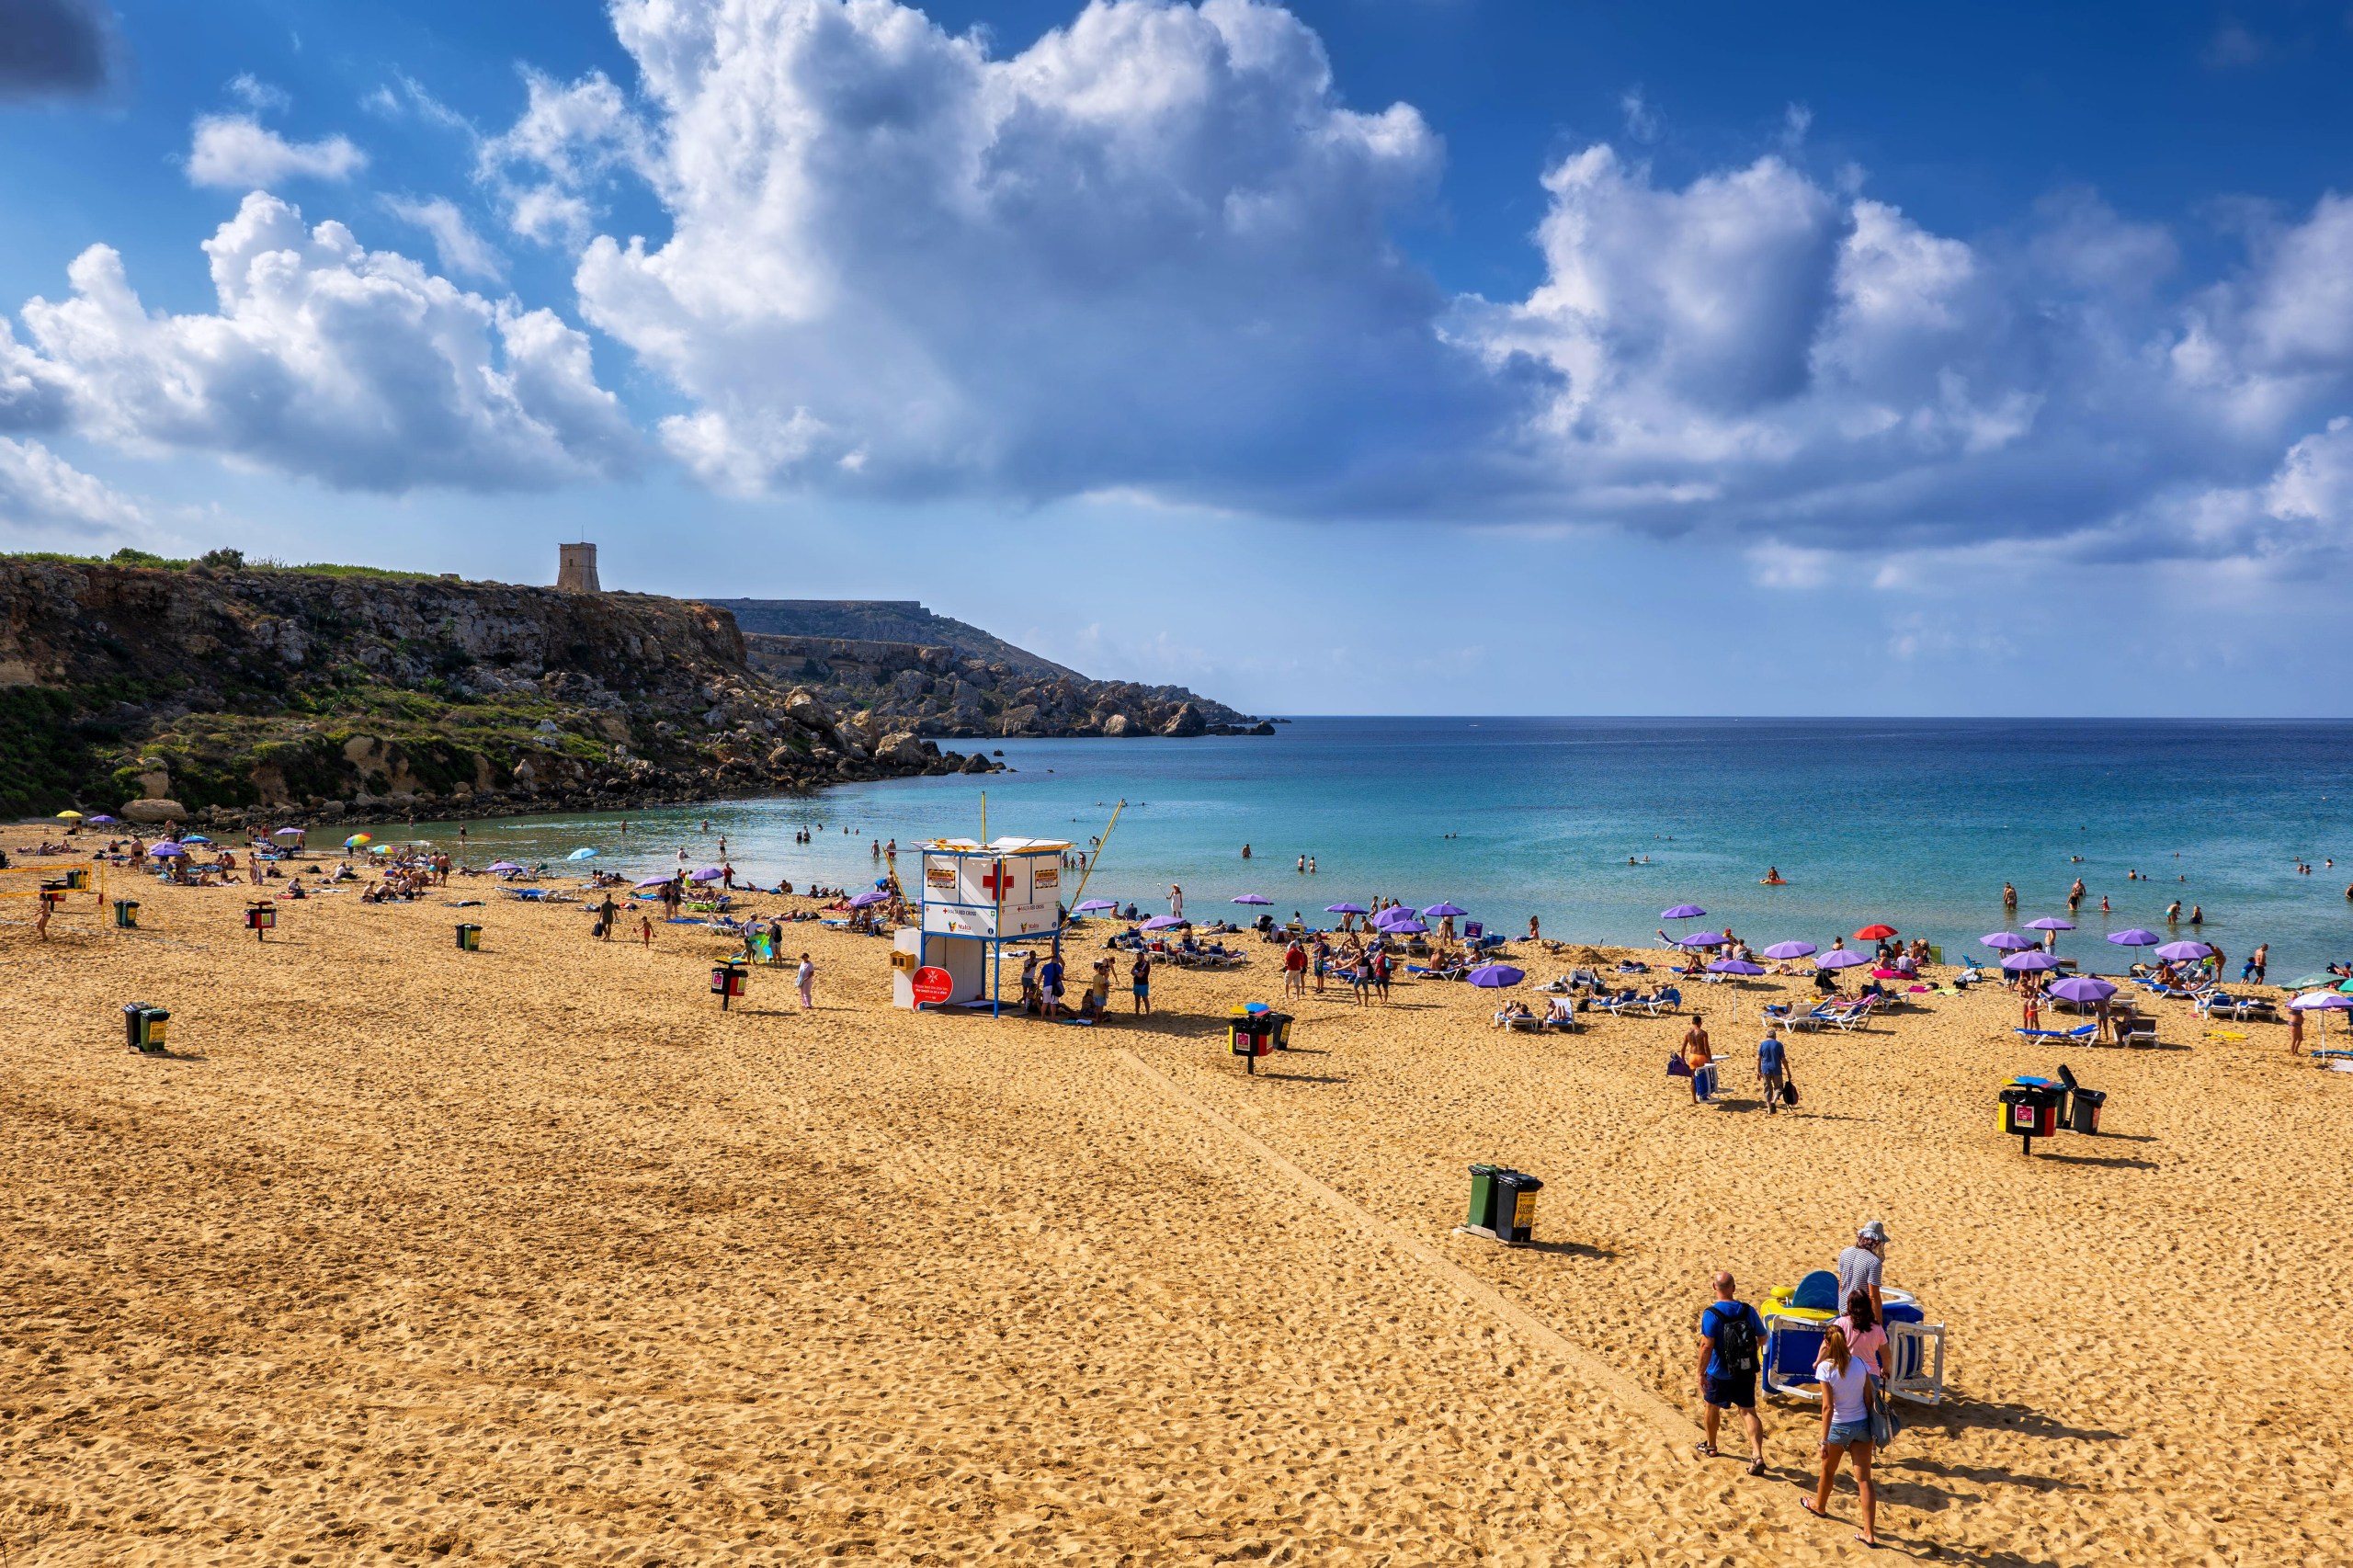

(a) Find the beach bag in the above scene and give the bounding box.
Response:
[1866,1377,1902,1447]
[1780,1073,1800,1107]
[1667,1054,1692,1078]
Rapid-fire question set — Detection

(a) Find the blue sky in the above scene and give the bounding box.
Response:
[5,1,2353,715]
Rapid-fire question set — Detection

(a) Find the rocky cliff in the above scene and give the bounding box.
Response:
[708,598,1080,679]
[0,555,993,823]
[742,633,1273,741]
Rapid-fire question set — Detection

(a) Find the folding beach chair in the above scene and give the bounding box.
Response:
[1761,1270,1842,1400]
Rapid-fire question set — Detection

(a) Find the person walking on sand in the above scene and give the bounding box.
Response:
[1313,934,1330,995]
[1283,938,1307,998]
[1131,951,1153,1015]
[1682,1016,1715,1105]
[796,952,816,1010]
[1756,1025,1790,1115]
[640,915,654,948]
[1351,949,1372,1006]
[1696,1272,1767,1475]
[1838,1222,1889,1319]
[2288,1006,2305,1058]
[1801,1324,1880,1546]
[1373,946,1393,1004]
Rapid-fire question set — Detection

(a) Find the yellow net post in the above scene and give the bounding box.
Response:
[1062,799,1124,915]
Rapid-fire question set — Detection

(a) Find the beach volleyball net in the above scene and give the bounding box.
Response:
[0,858,110,936]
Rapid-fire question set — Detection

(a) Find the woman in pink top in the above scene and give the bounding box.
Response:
[1836,1291,1888,1377]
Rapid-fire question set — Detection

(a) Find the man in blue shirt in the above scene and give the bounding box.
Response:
[1038,949,1064,1019]
[1756,1026,1790,1115]
[1695,1272,1767,1472]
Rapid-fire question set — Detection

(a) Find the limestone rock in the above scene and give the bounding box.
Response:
[121,798,187,824]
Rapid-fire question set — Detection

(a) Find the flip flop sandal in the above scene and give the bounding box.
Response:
[1693,1443,1718,1459]
[1747,1461,1767,1476]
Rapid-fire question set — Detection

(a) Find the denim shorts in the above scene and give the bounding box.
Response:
[1824,1418,1871,1449]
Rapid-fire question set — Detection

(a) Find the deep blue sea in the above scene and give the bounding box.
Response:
[408,718,2353,983]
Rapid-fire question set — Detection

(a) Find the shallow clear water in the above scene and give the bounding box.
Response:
[400,717,2353,982]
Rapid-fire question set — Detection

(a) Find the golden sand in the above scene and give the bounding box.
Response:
[4,876,2350,1564]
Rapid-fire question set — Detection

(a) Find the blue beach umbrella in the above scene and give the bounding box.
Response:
[567,847,598,860]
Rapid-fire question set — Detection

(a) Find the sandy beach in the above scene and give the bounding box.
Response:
[5,871,2350,1565]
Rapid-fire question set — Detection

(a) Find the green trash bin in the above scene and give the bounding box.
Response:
[1495,1170,1543,1244]
[122,1003,169,1053]
[113,899,141,929]
[456,923,483,951]
[1466,1164,1502,1233]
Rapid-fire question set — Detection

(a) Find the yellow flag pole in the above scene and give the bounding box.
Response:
[1063,798,1124,914]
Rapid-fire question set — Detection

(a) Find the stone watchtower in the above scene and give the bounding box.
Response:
[556,542,601,594]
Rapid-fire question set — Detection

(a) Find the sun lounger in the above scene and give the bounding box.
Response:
[2197,992,2278,1021]
[1638,986,1684,1017]
[2014,1023,2097,1046]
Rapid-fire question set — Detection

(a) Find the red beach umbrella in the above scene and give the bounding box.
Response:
[1853,924,1898,940]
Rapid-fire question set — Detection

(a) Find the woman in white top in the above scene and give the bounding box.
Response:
[1802,1324,1880,1547]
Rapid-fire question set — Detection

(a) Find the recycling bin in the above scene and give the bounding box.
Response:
[63,868,88,890]
[1466,1164,1502,1233]
[122,1003,169,1053]
[456,923,483,951]
[245,903,277,937]
[1265,1010,1293,1051]
[1998,1078,2063,1153]
[1228,1006,1274,1072]
[711,960,747,1008]
[112,899,140,928]
[1495,1169,1543,1244]
[2068,1086,2106,1133]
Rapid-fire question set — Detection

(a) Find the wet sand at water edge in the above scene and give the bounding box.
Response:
[4,881,2350,1564]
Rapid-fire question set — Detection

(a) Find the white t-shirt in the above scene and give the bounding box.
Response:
[1815,1358,1871,1423]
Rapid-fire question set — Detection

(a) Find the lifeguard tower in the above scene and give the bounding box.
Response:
[892,836,1070,1014]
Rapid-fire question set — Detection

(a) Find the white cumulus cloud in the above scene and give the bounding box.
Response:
[496,0,1504,507]
[188,113,368,188]
[381,195,506,280]
[0,437,142,532]
[15,191,637,491]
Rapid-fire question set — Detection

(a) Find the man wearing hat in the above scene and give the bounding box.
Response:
[1838,1221,1889,1319]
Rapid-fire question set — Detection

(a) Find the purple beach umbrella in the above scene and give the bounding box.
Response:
[1709,958,1767,976]
[1981,932,2033,951]
[149,842,187,857]
[88,814,117,824]
[2025,916,2075,932]
[1142,915,1188,931]
[1374,906,1420,927]
[1761,940,1817,960]
[848,890,890,907]
[2002,950,2062,972]
[1075,899,1119,913]
[1386,918,1431,935]
[688,867,725,882]
[2048,976,2117,1004]
[1661,904,1707,920]
[1232,894,1272,906]
[1815,949,1871,970]
[633,876,671,890]
[1423,902,1470,918]
[2154,940,2213,962]
[1467,963,1525,988]
[488,860,526,873]
[1677,932,1727,949]
[1325,903,1370,915]
[2107,928,2162,948]
[2290,990,2353,1010]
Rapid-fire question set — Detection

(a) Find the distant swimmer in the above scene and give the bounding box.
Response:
[2003,881,2018,909]
[1761,866,1788,885]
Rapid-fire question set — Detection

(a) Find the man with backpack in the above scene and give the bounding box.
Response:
[1696,1271,1768,1473]
[1756,1024,1790,1114]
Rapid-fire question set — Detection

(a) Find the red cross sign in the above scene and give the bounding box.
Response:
[981,863,1017,898]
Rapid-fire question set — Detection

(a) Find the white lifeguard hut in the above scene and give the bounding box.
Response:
[892,835,1071,1014]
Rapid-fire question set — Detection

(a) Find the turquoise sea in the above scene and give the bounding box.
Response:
[408,718,2353,983]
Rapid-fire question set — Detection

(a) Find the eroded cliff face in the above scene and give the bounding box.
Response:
[0,560,993,821]
[742,633,1273,741]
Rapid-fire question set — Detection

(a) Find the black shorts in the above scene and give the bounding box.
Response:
[1705,1373,1756,1410]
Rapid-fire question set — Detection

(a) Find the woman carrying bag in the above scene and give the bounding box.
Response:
[1801,1324,1881,1547]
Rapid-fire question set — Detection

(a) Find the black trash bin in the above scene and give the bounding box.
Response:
[2069,1086,2106,1133]
[1265,1011,1293,1050]
[1465,1164,1502,1233]
[1494,1169,1543,1244]
[122,1002,169,1053]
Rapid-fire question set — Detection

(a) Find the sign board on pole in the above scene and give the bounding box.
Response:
[911,966,954,1006]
